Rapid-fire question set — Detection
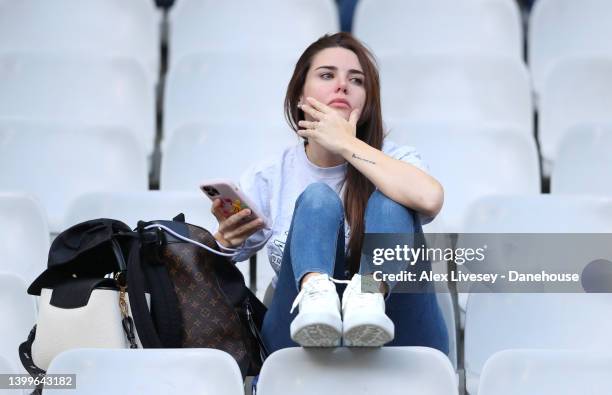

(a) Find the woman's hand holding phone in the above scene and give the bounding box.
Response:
[211,198,266,248]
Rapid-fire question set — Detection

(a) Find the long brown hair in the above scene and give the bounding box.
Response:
[284,32,384,275]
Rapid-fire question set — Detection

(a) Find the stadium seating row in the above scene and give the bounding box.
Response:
[1,278,611,395]
[1,0,611,176]
[2,122,611,237]
[1,121,611,239]
[3,191,612,384]
[0,51,610,177]
[3,0,608,92]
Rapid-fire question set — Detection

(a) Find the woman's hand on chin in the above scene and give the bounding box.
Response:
[297,96,360,156]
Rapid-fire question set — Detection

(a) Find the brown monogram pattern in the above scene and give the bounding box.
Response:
[163,225,248,367]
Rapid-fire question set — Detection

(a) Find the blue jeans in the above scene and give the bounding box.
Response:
[260,183,449,355]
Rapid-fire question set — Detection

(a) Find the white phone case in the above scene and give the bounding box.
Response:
[200,179,267,227]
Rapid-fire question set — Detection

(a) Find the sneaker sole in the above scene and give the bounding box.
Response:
[290,312,342,347]
[292,324,342,347]
[343,320,394,347]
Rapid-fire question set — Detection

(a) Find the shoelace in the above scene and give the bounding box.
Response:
[289,275,350,314]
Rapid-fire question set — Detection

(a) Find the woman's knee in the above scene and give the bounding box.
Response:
[296,182,343,215]
[365,190,420,232]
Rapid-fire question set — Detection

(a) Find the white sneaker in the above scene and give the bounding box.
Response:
[342,274,394,347]
[289,274,342,347]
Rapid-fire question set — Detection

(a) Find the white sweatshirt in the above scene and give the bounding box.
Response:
[232,140,431,286]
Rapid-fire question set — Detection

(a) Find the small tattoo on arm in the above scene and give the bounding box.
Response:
[352,153,376,165]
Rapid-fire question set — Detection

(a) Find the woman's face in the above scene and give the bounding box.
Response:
[301,47,366,122]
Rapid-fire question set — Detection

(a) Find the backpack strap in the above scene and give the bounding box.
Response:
[142,251,183,348]
[127,227,183,348]
[126,236,163,348]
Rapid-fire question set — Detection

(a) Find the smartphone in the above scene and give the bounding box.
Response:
[200,179,267,227]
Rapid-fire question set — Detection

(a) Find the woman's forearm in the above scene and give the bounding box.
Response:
[340,138,444,218]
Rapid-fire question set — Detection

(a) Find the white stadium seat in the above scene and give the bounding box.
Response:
[256,347,458,395]
[478,350,612,395]
[0,122,148,233]
[0,54,155,154]
[529,0,612,96]
[0,0,160,79]
[46,348,244,395]
[387,125,540,233]
[169,0,338,66]
[538,57,612,174]
[0,193,49,286]
[160,121,299,191]
[163,53,296,141]
[465,293,612,394]
[0,273,37,375]
[552,124,612,196]
[459,195,612,284]
[462,195,612,234]
[461,195,612,394]
[379,54,532,136]
[64,191,217,235]
[458,194,612,311]
[353,0,522,59]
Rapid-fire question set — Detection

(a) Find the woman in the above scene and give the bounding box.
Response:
[212,32,448,354]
